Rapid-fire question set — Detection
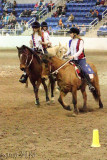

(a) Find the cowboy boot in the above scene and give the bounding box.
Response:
[19,72,28,83]
[84,74,95,92]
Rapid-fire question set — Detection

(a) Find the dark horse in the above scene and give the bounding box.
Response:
[17,45,50,105]
[41,55,103,114]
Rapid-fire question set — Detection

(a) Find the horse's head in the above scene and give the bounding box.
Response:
[16,45,38,71]
[41,54,52,80]
[57,43,67,59]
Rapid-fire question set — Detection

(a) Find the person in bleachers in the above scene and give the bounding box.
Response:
[60,8,66,17]
[34,2,39,8]
[67,13,74,22]
[66,23,70,29]
[58,18,63,28]
[92,9,99,17]
[39,0,43,7]
[63,27,95,92]
[9,12,16,21]
[96,0,100,6]
[20,9,28,17]
[19,21,43,83]
[3,12,9,23]
[47,0,54,12]
[85,9,93,18]
[13,0,16,8]
[31,8,37,17]
[100,0,105,5]
[27,9,32,17]
[61,23,66,30]
[12,8,17,16]
[40,21,52,54]
[63,4,67,12]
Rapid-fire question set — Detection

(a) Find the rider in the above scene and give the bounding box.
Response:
[19,21,43,83]
[63,27,95,92]
[40,21,52,54]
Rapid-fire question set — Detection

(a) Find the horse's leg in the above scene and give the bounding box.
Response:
[32,80,41,105]
[71,87,79,114]
[41,78,50,103]
[50,76,56,101]
[25,78,28,88]
[80,84,87,112]
[58,91,71,111]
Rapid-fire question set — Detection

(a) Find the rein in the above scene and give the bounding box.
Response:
[51,59,70,75]
[21,49,34,68]
[26,54,34,68]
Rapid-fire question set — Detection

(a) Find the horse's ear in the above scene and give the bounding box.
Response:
[59,42,61,47]
[16,46,19,50]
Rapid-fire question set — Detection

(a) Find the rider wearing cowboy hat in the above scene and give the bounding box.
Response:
[40,21,52,54]
[63,27,95,92]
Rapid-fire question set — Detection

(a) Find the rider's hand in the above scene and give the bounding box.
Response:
[39,41,42,45]
[69,55,74,60]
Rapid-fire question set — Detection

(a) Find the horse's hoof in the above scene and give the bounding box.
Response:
[51,97,55,103]
[74,110,79,115]
[65,105,71,111]
[46,100,50,105]
[35,100,40,106]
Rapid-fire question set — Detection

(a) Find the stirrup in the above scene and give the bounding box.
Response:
[89,85,95,92]
[19,75,28,83]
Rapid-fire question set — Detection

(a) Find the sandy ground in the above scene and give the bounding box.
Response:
[0,49,107,160]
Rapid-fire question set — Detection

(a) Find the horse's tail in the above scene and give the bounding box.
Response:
[92,72,101,102]
[92,89,100,102]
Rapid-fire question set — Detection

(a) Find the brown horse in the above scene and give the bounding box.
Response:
[41,55,103,114]
[17,45,50,105]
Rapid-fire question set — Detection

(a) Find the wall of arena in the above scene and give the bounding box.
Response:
[0,36,107,51]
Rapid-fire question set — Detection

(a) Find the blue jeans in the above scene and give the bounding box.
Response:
[73,59,94,74]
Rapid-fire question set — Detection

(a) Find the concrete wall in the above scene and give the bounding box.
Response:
[0,36,107,51]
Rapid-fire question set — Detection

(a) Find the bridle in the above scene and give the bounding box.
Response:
[20,49,34,68]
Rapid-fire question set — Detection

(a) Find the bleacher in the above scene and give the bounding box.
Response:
[45,0,106,36]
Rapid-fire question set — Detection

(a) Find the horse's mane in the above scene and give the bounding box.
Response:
[22,45,41,64]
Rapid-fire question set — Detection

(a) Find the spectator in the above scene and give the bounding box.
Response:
[66,23,70,29]
[13,0,17,8]
[27,9,32,17]
[9,12,16,21]
[20,9,28,17]
[12,8,17,16]
[96,0,100,6]
[3,13,9,23]
[85,9,93,18]
[63,4,67,12]
[61,23,65,30]
[67,13,74,22]
[92,9,99,17]
[100,0,105,5]
[47,0,54,12]
[39,0,43,7]
[31,8,37,17]
[58,18,63,28]
[60,8,66,17]
[34,2,39,8]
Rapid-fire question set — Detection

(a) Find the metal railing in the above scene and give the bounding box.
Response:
[102,9,107,19]
[0,28,23,36]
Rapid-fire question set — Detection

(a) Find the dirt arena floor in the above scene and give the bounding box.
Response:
[0,49,107,160]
